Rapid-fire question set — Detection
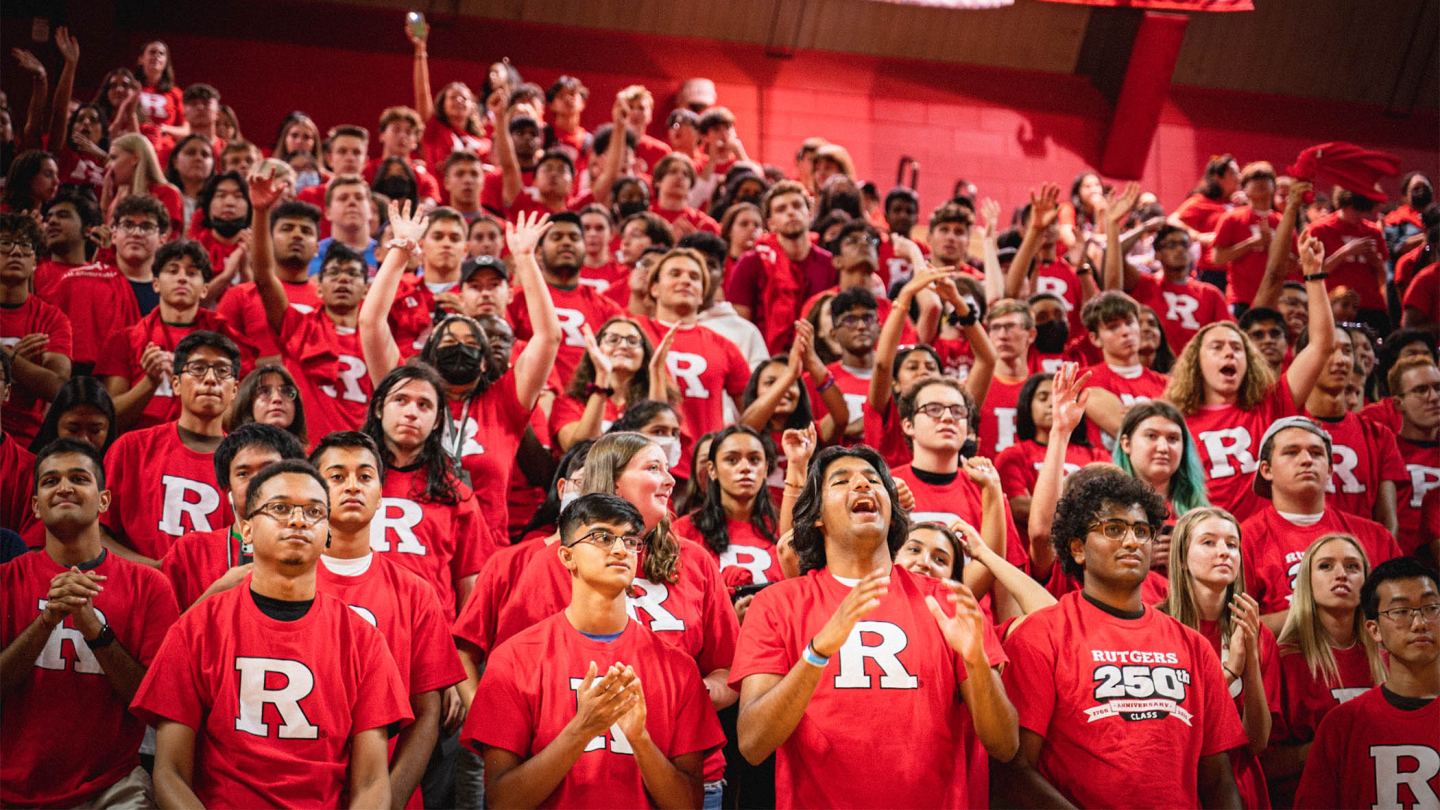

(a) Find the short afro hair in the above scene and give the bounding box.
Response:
[1051,468,1168,581]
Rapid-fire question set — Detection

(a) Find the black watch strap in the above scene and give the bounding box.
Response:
[85,624,116,650]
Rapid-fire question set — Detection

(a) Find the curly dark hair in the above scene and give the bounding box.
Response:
[791,445,909,575]
[0,211,44,255]
[1051,469,1168,582]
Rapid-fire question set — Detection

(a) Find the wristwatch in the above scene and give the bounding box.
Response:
[85,624,116,650]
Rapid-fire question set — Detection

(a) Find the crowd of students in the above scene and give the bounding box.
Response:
[1,19,1438,810]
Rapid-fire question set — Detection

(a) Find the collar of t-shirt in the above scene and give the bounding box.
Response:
[73,548,107,571]
[579,630,625,642]
[0,301,23,310]
[910,467,958,487]
[831,573,861,587]
[424,280,457,295]
[1277,509,1325,526]
[841,363,874,380]
[652,316,696,332]
[1107,363,1144,379]
[250,588,314,622]
[1082,591,1145,621]
[1381,685,1435,711]
[320,552,373,576]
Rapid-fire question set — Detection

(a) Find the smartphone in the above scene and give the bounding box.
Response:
[733,582,773,601]
[407,11,428,41]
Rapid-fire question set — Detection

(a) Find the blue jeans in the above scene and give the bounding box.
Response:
[703,780,725,810]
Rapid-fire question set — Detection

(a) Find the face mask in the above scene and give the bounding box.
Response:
[558,489,579,513]
[653,435,681,468]
[1411,185,1433,210]
[617,200,648,219]
[433,342,484,385]
[1034,320,1068,354]
[209,215,249,239]
[294,170,322,193]
[375,178,414,202]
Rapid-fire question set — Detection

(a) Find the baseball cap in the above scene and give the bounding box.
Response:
[460,255,509,285]
[1251,416,1333,499]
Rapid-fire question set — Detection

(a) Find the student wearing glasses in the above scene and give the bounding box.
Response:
[997,467,1246,809]
[1295,557,1440,810]
[134,459,410,809]
[0,212,72,446]
[230,364,309,447]
[101,331,242,566]
[464,492,724,808]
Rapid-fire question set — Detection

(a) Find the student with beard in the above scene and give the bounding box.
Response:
[824,287,881,445]
[363,204,559,537]
[216,199,323,365]
[731,444,1017,808]
[725,181,834,353]
[1295,557,1440,810]
[1239,306,1290,374]
[312,431,467,809]
[0,212,72,446]
[133,460,410,809]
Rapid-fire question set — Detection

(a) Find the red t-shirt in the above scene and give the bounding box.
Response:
[1082,363,1171,451]
[376,466,494,622]
[1402,263,1440,324]
[1002,592,1248,809]
[131,580,412,809]
[577,260,629,297]
[1398,438,1440,555]
[33,258,82,297]
[41,262,142,367]
[55,148,105,196]
[548,391,623,440]
[145,183,186,236]
[0,435,39,544]
[674,515,784,587]
[451,539,547,661]
[0,295,73,444]
[1,549,178,808]
[102,422,231,561]
[508,282,626,384]
[652,203,720,236]
[637,316,750,444]
[1359,397,1405,437]
[1185,376,1300,523]
[1040,560,1171,605]
[874,234,930,291]
[893,464,1029,574]
[975,375,1025,459]
[729,565,1006,809]
[1239,505,1402,614]
[862,399,912,470]
[1270,643,1379,805]
[421,118,486,176]
[448,372,532,543]
[1213,206,1292,308]
[1306,212,1390,311]
[1394,242,1429,290]
[94,307,251,430]
[1307,411,1408,521]
[1172,194,1230,272]
[1293,686,1440,810]
[1198,618,1282,810]
[824,360,871,446]
[274,306,371,438]
[139,85,183,126]
[633,134,671,176]
[726,245,837,313]
[1031,258,1085,337]
[216,278,322,359]
[995,438,1105,541]
[1130,273,1232,352]
[161,525,235,609]
[464,612,725,808]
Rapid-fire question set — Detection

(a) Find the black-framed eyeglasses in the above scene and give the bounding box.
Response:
[915,403,968,421]
[1401,383,1440,400]
[600,334,643,348]
[181,362,236,381]
[1247,327,1286,340]
[116,221,160,235]
[1377,603,1440,624]
[0,240,36,256]
[248,501,329,525]
[838,312,878,329]
[842,234,880,249]
[566,528,642,553]
[257,384,299,401]
[1155,239,1189,250]
[1088,519,1156,543]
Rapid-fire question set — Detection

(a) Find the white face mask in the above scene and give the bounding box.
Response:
[653,435,682,468]
[558,489,580,514]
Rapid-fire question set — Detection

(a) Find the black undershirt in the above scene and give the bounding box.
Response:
[909,467,958,487]
[129,279,159,315]
[1381,684,1436,711]
[74,548,107,571]
[1083,591,1145,620]
[250,589,314,622]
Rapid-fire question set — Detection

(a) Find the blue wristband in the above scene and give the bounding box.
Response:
[801,641,829,668]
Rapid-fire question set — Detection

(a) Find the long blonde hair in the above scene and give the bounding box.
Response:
[1159,507,1245,643]
[1277,533,1386,687]
[581,432,680,585]
[112,133,172,199]
[1164,322,1277,415]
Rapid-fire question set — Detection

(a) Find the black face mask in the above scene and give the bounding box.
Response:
[210,216,249,239]
[433,343,485,385]
[1411,185,1433,211]
[375,178,415,203]
[1035,320,1069,354]
[735,192,762,208]
[616,200,648,219]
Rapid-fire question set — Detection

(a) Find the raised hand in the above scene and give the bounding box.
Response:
[811,567,890,657]
[386,199,428,244]
[505,210,552,257]
[85,224,113,250]
[139,342,169,384]
[898,263,956,303]
[1298,233,1325,273]
[403,13,428,49]
[926,579,987,663]
[12,49,45,78]
[893,477,916,511]
[949,519,990,563]
[54,26,79,64]
[1028,183,1061,232]
[1230,592,1262,672]
[1050,362,1092,435]
[892,233,924,268]
[980,198,1001,240]
[1104,182,1141,228]
[581,324,614,384]
[247,168,288,212]
[962,455,1001,492]
[781,423,817,476]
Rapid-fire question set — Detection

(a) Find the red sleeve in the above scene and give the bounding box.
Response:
[1293,714,1343,810]
[994,445,1032,497]
[452,494,495,584]
[496,371,532,433]
[350,621,415,733]
[416,167,441,203]
[99,434,131,536]
[130,619,206,729]
[1211,210,1246,250]
[722,336,751,400]
[727,585,792,688]
[694,545,741,676]
[1000,618,1058,738]
[410,593,468,694]
[1207,285,1236,323]
[665,655,727,758]
[725,253,763,312]
[548,394,585,437]
[1372,423,1410,485]
[38,305,72,356]
[133,568,181,665]
[452,556,505,654]
[461,643,533,755]
[93,329,135,380]
[1402,267,1439,319]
